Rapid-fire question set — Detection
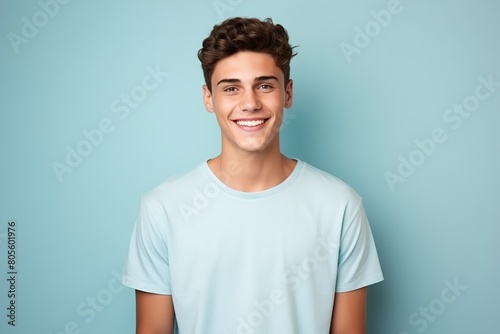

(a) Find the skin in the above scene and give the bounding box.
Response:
[203,51,296,192]
[135,51,367,334]
[136,291,174,334]
[331,287,368,334]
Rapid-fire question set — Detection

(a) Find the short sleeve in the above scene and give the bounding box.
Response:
[122,197,172,295]
[335,200,384,292]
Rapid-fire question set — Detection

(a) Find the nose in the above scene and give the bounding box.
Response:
[239,90,261,112]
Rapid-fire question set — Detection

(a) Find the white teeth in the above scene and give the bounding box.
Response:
[236,119,265,127]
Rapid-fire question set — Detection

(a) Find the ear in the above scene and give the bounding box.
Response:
[203,85,214,113]
[284,79,293,109]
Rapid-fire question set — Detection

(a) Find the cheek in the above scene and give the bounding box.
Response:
[214,96,237,112]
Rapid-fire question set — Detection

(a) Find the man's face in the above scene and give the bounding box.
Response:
[203,51,293,154]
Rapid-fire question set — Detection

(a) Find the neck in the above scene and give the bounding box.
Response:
[207,145,296,192]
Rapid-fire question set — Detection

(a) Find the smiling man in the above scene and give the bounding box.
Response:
[122,17,383,334]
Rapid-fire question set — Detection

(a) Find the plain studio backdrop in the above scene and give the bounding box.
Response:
[1,0,499,333]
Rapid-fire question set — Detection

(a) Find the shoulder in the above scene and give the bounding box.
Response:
[141,163,207,207]
[298,161,362,205]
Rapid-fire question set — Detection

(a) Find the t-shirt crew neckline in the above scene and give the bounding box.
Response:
[201,158,304,200]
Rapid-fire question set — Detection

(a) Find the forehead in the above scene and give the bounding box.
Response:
[211,51,283,83]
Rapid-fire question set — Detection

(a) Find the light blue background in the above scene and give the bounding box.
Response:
[1,0,499,333]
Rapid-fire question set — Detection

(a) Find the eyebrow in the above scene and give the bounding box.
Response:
[216,75,279,86]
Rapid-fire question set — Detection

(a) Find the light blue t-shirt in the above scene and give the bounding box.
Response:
[122,159,383,333]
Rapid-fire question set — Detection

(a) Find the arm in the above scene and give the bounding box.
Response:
[136,290,175,334]
[330,287,367,334]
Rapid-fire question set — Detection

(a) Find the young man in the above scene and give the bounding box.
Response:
[122,17,383,334]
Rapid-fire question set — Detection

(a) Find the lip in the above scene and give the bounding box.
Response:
[232,118,269,132]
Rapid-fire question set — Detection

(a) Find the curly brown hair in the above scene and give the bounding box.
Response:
[198,17,297,91]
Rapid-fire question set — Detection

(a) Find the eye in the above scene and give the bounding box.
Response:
[223,86,238,93]
[258,84,273,91]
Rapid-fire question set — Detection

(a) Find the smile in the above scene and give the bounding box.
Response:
[235,119,267,127]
